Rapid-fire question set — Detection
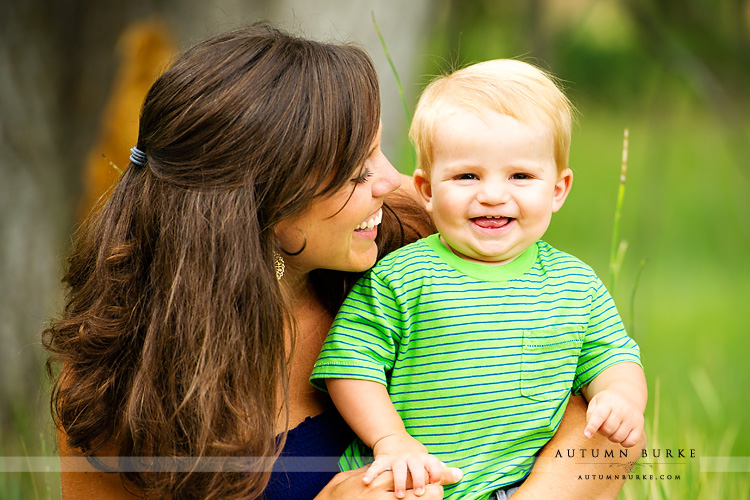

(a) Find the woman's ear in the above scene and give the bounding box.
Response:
[412,169,434,213]
[274,220,305,256]
[552,168,573,213]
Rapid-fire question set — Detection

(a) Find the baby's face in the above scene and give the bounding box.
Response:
[414,108,572,265]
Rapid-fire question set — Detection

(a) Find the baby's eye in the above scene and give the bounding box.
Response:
[454,173,478,181]
[511,173,532,180]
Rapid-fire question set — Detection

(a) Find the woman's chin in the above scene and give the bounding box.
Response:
[343,246,379,273]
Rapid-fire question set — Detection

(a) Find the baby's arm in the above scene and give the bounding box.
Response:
[326,378,443,498]
[580,362,647,447]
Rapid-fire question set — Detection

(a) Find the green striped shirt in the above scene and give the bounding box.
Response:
[311,234,641,500]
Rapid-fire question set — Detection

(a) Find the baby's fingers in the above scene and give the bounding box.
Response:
[392,461,409,499]
[614,415,644,447]
[607,421,632,444]
[362,459,391,485]
[620,427,642,448]
[406,458,427,496]
[584,398,611,438]
[424,455,444,485]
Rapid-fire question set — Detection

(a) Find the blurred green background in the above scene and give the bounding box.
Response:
[1,0,748,498]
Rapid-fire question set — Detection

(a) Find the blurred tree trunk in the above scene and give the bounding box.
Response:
[0,0,131,447]
[525,0,550,64]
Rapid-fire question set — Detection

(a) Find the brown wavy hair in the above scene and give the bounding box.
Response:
[43,24,384,499]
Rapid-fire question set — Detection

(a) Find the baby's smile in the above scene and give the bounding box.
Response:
[471,216,515,230]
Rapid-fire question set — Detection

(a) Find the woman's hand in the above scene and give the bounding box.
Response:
[315,464,463,500]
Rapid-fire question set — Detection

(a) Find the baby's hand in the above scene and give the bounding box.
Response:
[363,431,443,498]
[584,389,645,448]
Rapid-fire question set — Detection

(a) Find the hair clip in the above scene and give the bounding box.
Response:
[130,147,147,167]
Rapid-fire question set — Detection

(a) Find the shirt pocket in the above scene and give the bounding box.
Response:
[520,327,584,401]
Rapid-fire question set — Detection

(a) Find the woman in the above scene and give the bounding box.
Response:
[45,24,638,500]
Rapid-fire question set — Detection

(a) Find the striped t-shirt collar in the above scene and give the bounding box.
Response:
[424,233,538,282]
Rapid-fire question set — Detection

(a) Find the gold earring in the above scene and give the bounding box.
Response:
[273,251,285,281]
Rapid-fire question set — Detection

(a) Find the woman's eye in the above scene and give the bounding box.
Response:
[352,168,374,184]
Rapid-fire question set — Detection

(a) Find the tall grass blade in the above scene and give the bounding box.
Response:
[627,257,648,338]
[101,153,123,175]
[609,128,629,290]
[20,437,40,500]
[689,369,724,427]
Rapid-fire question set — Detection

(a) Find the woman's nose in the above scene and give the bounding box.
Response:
[371,152,402,198]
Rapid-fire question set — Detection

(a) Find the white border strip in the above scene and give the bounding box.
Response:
[0,456,345,473]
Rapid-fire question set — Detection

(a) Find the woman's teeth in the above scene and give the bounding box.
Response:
[357,209,383,230]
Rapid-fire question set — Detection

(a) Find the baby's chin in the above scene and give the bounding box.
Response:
[454,247,520,266]
[472,256,518,266]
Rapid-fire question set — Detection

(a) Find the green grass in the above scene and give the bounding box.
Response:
[0,425,61,500]
[565,108,750,496]
[620,377,750,499]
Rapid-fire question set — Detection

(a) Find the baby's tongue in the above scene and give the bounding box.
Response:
[473,217,511,229]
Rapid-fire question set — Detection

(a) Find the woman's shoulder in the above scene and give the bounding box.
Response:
[55,365,143,500]
[57,427,144,500]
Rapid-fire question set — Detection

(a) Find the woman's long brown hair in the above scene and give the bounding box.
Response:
[43,24,383,499]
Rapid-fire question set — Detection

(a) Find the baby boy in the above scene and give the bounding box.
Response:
[311,59,646,500]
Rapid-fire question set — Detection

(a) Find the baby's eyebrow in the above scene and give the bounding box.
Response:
[442,162,482,173]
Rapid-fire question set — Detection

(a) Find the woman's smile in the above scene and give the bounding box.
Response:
[355,208,383,233]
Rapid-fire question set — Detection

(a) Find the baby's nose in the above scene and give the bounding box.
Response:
[477,181,510,204]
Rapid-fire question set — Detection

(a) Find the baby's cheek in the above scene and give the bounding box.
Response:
[437,198,467,220]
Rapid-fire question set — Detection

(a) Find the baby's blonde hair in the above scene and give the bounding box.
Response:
[409,59,573,175]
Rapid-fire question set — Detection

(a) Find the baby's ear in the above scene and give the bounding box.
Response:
[412,169,434,213]
[552,168,573,213]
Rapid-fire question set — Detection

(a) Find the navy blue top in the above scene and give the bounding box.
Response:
[262,410,355,500]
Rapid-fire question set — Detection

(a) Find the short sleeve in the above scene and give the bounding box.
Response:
[310,270,402,391]
[572,279,642,393]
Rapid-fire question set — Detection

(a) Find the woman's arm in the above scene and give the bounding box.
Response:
[510,394,647,500]
[58,422,462,500]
